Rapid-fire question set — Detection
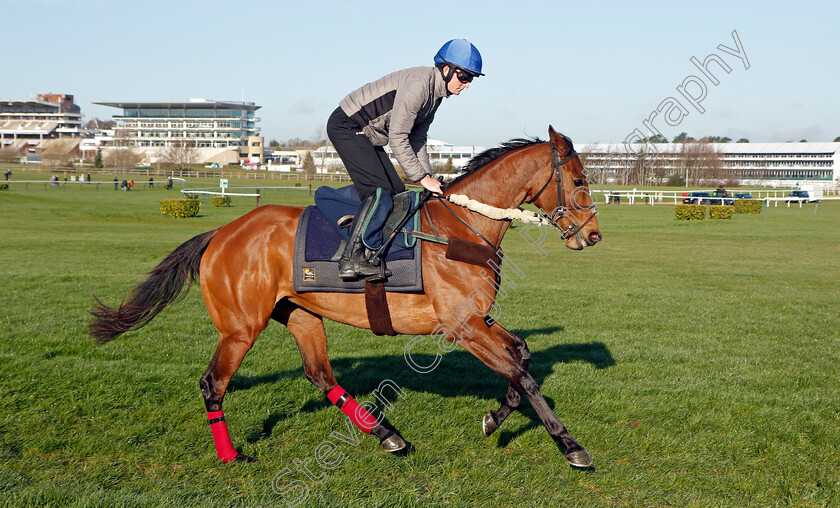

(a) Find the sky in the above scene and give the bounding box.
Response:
[2,0,838,149]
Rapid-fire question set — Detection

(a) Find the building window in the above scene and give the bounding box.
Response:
[139,108,168,117]
[186,108,214,118]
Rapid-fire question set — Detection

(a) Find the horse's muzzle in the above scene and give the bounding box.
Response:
[588,231,602,244]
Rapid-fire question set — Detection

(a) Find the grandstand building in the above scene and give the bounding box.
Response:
[94,98,263,165]
[94,99,260,150]
[580,142,840,188]
[0,94,83,142]
[313,139,485,174]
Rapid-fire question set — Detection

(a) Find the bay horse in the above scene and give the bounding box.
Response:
[90,126,602,468]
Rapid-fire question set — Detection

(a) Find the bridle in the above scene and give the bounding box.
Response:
[424,140,599,250]
[526,143,598,240]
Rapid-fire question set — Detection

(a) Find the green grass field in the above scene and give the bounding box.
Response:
[1,179,838,507]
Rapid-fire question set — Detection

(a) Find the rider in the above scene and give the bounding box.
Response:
[327,38,483,280]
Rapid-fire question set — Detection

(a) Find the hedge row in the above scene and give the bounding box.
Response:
[0,183,8,191]
[212,195,231,207]
[709,205,733,219]
[674,204,706,220]
[675,204,736,220]
[160,198,200,218]
[734,199,763,214]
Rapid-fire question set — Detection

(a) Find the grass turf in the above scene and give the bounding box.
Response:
[0,181,838,507]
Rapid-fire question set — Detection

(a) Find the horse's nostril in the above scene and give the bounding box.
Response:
[589,232,602,243]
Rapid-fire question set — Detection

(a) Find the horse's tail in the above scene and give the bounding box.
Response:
[89,229,217,343]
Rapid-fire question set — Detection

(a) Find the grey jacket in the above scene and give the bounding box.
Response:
[339,66,448,182]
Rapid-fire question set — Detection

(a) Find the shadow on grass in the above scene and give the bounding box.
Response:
[232,337,614,445]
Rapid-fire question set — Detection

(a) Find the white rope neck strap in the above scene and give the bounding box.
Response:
[445,194,551,226]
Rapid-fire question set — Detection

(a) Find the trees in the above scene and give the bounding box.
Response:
[678,141,723,185]
[639,134,668,143]
[737,138,749,143]
[445,156,454,173]
[431,156,457,175]
[84,118,115,130]
[160,140,198,170]
[0,148,20,163]
[315,144,332,172]
[667,173,686,187]
[275,135,328,150]
[625,150,661,186]
[673,132,734,144]
[41,143,76,168]
[104,148,141,169]
[302,151,316,177]
[93,148,103,169]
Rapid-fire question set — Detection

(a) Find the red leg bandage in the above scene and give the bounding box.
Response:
[207,410,239,463]
[327,386,378,434]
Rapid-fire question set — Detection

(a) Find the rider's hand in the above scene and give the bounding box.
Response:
[419,174,443,195]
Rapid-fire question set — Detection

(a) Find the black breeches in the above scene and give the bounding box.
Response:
[326,107,406,200]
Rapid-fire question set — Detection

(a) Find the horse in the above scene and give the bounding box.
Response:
[89,126,602,468]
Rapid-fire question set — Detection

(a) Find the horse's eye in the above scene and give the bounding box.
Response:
[573,179,584,186]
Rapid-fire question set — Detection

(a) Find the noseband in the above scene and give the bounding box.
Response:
[526,145,598,240]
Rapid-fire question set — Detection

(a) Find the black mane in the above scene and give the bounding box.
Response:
[447,137,545,187]
[444,132,576,187]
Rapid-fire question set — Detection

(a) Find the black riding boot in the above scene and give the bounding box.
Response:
[338,194,384,280]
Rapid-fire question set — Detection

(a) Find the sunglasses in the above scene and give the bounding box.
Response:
[455,69,475,84]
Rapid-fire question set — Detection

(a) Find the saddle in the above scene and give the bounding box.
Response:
[292,185,504,336]
[330,189,420,264]
[292,187,423,295]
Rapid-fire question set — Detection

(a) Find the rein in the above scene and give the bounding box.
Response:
[445,194,551,225]
[410,142,599,249]
[436,196,496,248]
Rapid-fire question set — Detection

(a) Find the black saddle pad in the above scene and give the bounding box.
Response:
[293,206,423,293]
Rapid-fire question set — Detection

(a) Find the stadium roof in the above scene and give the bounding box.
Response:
[2,100,60,109]
[94,99,260,110]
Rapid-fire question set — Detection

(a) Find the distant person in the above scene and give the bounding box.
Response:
[129,180,134,191]
[166,177,173,190]
[148,177,154,188]
[113,177,118,190]
[4,169,10,181]
[121,180,128,191]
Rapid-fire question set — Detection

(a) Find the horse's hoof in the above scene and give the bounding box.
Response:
[564,449,592,468]
[379,434,406,452]
[482,411,499,437]
[233,453,257,463]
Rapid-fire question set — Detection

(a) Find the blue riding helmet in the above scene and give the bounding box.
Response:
[434,39,484,76]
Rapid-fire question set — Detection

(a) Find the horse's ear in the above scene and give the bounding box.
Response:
[548,125,569,153]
